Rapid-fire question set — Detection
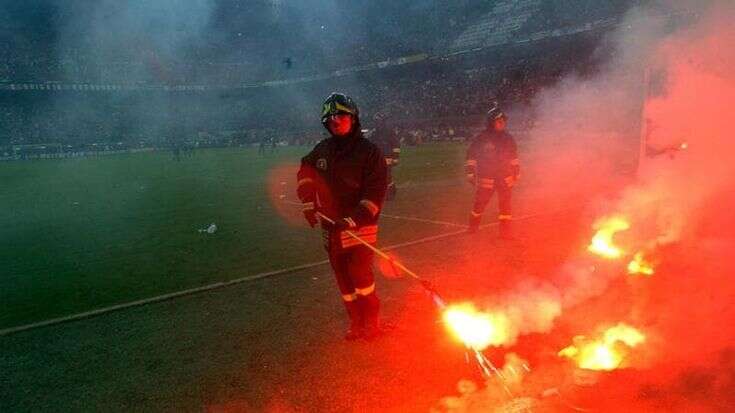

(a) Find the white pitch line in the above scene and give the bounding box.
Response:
[0,209,568,337]
[478,210,554,229]
[382,209,557,251]
[281,198,464,227]
[380,213,466,228]
[0,260,328,337]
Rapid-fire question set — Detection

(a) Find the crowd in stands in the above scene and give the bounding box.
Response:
[1,36,596,161]
[1,0,619,161]
[0,0,491,85]
[2,0,627,86]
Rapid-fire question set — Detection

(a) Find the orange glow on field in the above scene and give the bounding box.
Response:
[559,323,646,371]
[266,163,308,227]
[628,252,655,276]
[442,303,510,351]
[587,216,630,259]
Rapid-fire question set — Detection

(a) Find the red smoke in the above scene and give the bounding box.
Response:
[439,1,735,409]
[266,162,306,227]
[496,0,735,352]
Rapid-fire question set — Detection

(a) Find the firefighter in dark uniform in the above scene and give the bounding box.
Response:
[466,103,520,237]
[371,112,401,200]
[297,93,388,340]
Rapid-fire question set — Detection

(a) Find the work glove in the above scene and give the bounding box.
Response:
[466,173,476,186]
[303,209,318,228]
[322,216,356,232]
[332,217,356,231]
[504,175,519,188]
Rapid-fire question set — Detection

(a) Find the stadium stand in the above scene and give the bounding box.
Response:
[1,0,658,158]
[449,0,541,51]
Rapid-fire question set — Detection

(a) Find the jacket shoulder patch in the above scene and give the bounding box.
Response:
[317,158,328,171]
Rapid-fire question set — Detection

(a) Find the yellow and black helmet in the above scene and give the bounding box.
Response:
[486,101,506,121]
[321,92,359,124]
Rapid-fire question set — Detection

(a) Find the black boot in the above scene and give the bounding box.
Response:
[467,211,482,233]
[385,183,396,201]
[359,294,383,340]
[343,300,363,341]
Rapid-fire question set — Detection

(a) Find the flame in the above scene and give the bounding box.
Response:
[442,303,510,351]
[627,252,655,276]
[587,216,630,259]
[559,323,646,371]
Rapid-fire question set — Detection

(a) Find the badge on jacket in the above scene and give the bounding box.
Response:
[317,158,328,171]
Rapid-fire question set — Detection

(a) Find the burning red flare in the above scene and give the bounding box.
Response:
[442,303,510,351]
[587,216,630,259]
[559,323,646,371]
[628,252,655,276]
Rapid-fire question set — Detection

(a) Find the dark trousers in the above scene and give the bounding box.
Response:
[327,245,380,329]
[470,178,513,226]
[386,165,396,200]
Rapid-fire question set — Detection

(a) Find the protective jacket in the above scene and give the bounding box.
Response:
[297,130,387,249]
[466,129,520,181]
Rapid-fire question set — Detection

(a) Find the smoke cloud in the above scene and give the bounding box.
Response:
[55,0,216,83]
[477,0,735,353]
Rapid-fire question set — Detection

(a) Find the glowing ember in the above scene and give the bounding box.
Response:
[587,216,630,259]
[442,303,510,351]
[559,323,645,371]
[679,141,688,150]
[627,252,655,276]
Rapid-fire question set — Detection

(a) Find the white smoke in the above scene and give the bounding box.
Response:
[478,0,735,348]
[439,1,735,410]
[483,279,562,348]
[56,0,216,83]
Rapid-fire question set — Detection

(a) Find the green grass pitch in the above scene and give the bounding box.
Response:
[1,143,469,330]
